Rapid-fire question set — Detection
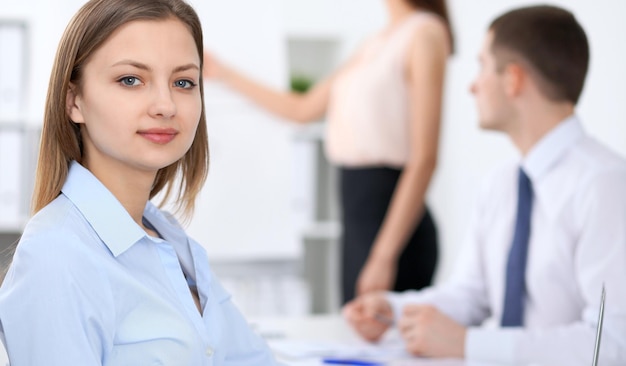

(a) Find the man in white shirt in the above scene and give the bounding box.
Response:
[343,5,626,365]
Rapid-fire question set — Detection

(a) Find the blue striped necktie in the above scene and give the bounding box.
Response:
[501,167,533,327]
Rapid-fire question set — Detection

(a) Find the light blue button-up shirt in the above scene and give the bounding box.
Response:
[0,161,279,365]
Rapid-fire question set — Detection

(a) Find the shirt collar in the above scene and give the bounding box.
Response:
[522,114,584,182]
[61,161,147,257]
[143,203,197,279]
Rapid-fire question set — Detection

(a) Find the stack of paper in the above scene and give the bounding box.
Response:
[268,338,408,362]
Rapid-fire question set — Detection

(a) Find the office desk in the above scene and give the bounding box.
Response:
[252,315,478,366]
[0,316,493,366]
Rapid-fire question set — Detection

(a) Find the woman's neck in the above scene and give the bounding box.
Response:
[385,0,417,25]
[82,158,155,228]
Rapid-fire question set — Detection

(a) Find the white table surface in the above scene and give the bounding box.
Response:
[251,314,473,366]
[0,315,497,365]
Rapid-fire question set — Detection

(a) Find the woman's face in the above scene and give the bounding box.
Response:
[67,18,202,176]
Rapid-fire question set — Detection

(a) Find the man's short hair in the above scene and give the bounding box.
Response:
[489,5,589,104]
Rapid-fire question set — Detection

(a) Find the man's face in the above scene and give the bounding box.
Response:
[470,31,514,132]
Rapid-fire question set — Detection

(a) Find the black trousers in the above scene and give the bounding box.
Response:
[340,166,438,304]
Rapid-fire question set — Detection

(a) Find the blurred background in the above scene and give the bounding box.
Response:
[1,0,624,317]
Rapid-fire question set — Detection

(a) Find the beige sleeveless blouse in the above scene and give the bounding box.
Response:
[325,12,441,167]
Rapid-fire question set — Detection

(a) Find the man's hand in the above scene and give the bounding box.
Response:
[398,305,467,358]
[342,292,394,342]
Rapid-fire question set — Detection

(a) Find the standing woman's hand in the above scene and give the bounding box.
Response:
[200,49,331,123]
[202,50,228,80]
[342,291,393,342]
[356,254,398,295]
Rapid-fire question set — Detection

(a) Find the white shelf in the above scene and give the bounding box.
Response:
[285,31,341,41]
[0,121,29,128]
[301,220,341,241]
[292,121,325,142]
[0,217,27,232]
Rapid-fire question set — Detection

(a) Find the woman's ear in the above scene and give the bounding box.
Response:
[66,83,85,123]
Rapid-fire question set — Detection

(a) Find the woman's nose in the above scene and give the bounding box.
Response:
[148,84,177,118]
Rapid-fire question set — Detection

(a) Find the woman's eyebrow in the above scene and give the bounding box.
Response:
[110,60,199,73]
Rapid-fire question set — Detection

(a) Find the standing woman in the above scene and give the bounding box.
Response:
[204,0,454,302]
[0,0,278,364]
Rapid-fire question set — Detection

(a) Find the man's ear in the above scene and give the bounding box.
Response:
[66,83,85,123]
[503,63,525,98]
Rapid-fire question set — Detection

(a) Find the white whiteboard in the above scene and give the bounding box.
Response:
[186,0,302,260]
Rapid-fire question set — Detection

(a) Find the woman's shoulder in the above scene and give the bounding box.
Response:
[16,195,100,264]
[405,12,451,55]
[411,11,447,27]
[409,12,449,37]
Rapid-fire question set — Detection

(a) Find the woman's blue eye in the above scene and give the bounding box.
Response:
[174,79,196,89]
[119,76,140,86]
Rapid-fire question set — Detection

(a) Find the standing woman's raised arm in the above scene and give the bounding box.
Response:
[203,51,335,123]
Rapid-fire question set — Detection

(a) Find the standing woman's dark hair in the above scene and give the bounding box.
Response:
[406,0,455,53]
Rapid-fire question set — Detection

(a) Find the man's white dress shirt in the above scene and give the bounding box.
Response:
[388,116,626,365]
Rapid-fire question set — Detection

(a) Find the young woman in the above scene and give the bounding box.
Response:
[0,0,278,364]
[204,0,454,303]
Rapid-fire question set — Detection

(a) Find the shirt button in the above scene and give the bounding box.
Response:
[205,347,214,357]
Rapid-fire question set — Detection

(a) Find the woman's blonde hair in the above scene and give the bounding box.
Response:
[32,0,208,219]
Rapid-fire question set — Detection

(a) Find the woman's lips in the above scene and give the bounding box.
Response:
[138,128,178,144]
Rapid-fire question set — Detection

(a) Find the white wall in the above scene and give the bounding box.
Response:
[0,0,84,126]
[184,0,302,261]
[1,0,625,281]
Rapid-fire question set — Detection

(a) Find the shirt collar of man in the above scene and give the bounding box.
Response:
[520,114,585,219]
